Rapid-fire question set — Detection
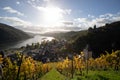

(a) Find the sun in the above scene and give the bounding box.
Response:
[43,6,63,26]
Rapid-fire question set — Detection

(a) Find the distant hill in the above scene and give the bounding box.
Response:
[0,23,30,44]
[72,21,120,58]
[42,30,88,41]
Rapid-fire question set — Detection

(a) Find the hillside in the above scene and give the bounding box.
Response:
[73,21,120,58]
[0,23,30,44]
[42,30,88,41]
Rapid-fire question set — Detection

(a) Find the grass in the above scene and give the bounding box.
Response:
[39,66,120,80]
[72,70,120,80]
[40,68,68,80]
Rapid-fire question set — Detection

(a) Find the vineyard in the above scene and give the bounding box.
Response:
[0,49,120,80]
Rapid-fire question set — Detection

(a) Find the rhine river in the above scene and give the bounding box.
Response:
[0,35,54,50]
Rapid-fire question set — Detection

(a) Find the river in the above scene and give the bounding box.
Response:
[0,35,54,50]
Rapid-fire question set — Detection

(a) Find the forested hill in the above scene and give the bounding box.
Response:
[42,30,88,41]
[73,21,120,58]
[0,23,30,44]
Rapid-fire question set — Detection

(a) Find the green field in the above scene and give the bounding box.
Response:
[40,68,67,80]
[40,68,120,80]
[72,70,120,80]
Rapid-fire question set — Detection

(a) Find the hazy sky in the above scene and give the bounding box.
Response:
[0,0,120,33]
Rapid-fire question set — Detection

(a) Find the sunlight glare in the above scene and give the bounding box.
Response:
[43,6,63,26]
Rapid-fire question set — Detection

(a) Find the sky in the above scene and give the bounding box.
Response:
[0,0,120,33]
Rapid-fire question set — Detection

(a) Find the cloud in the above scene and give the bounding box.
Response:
[33,5,71,15]
[74,12,120,30]
[31,0,36,1]
[0,16,81,33]
[3,6,24,16]
[2,12,119,33]
[88,14,95,18]
[0,16,31,27]
[63,21,73,25]
[43,0,57,2]
[27,0,71,15]
[64,9,71,15]
[99,13,113,18]
[0,16,43,33]
[27,0,41,5]
[16,1,20,5]
[43,0,50,2]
